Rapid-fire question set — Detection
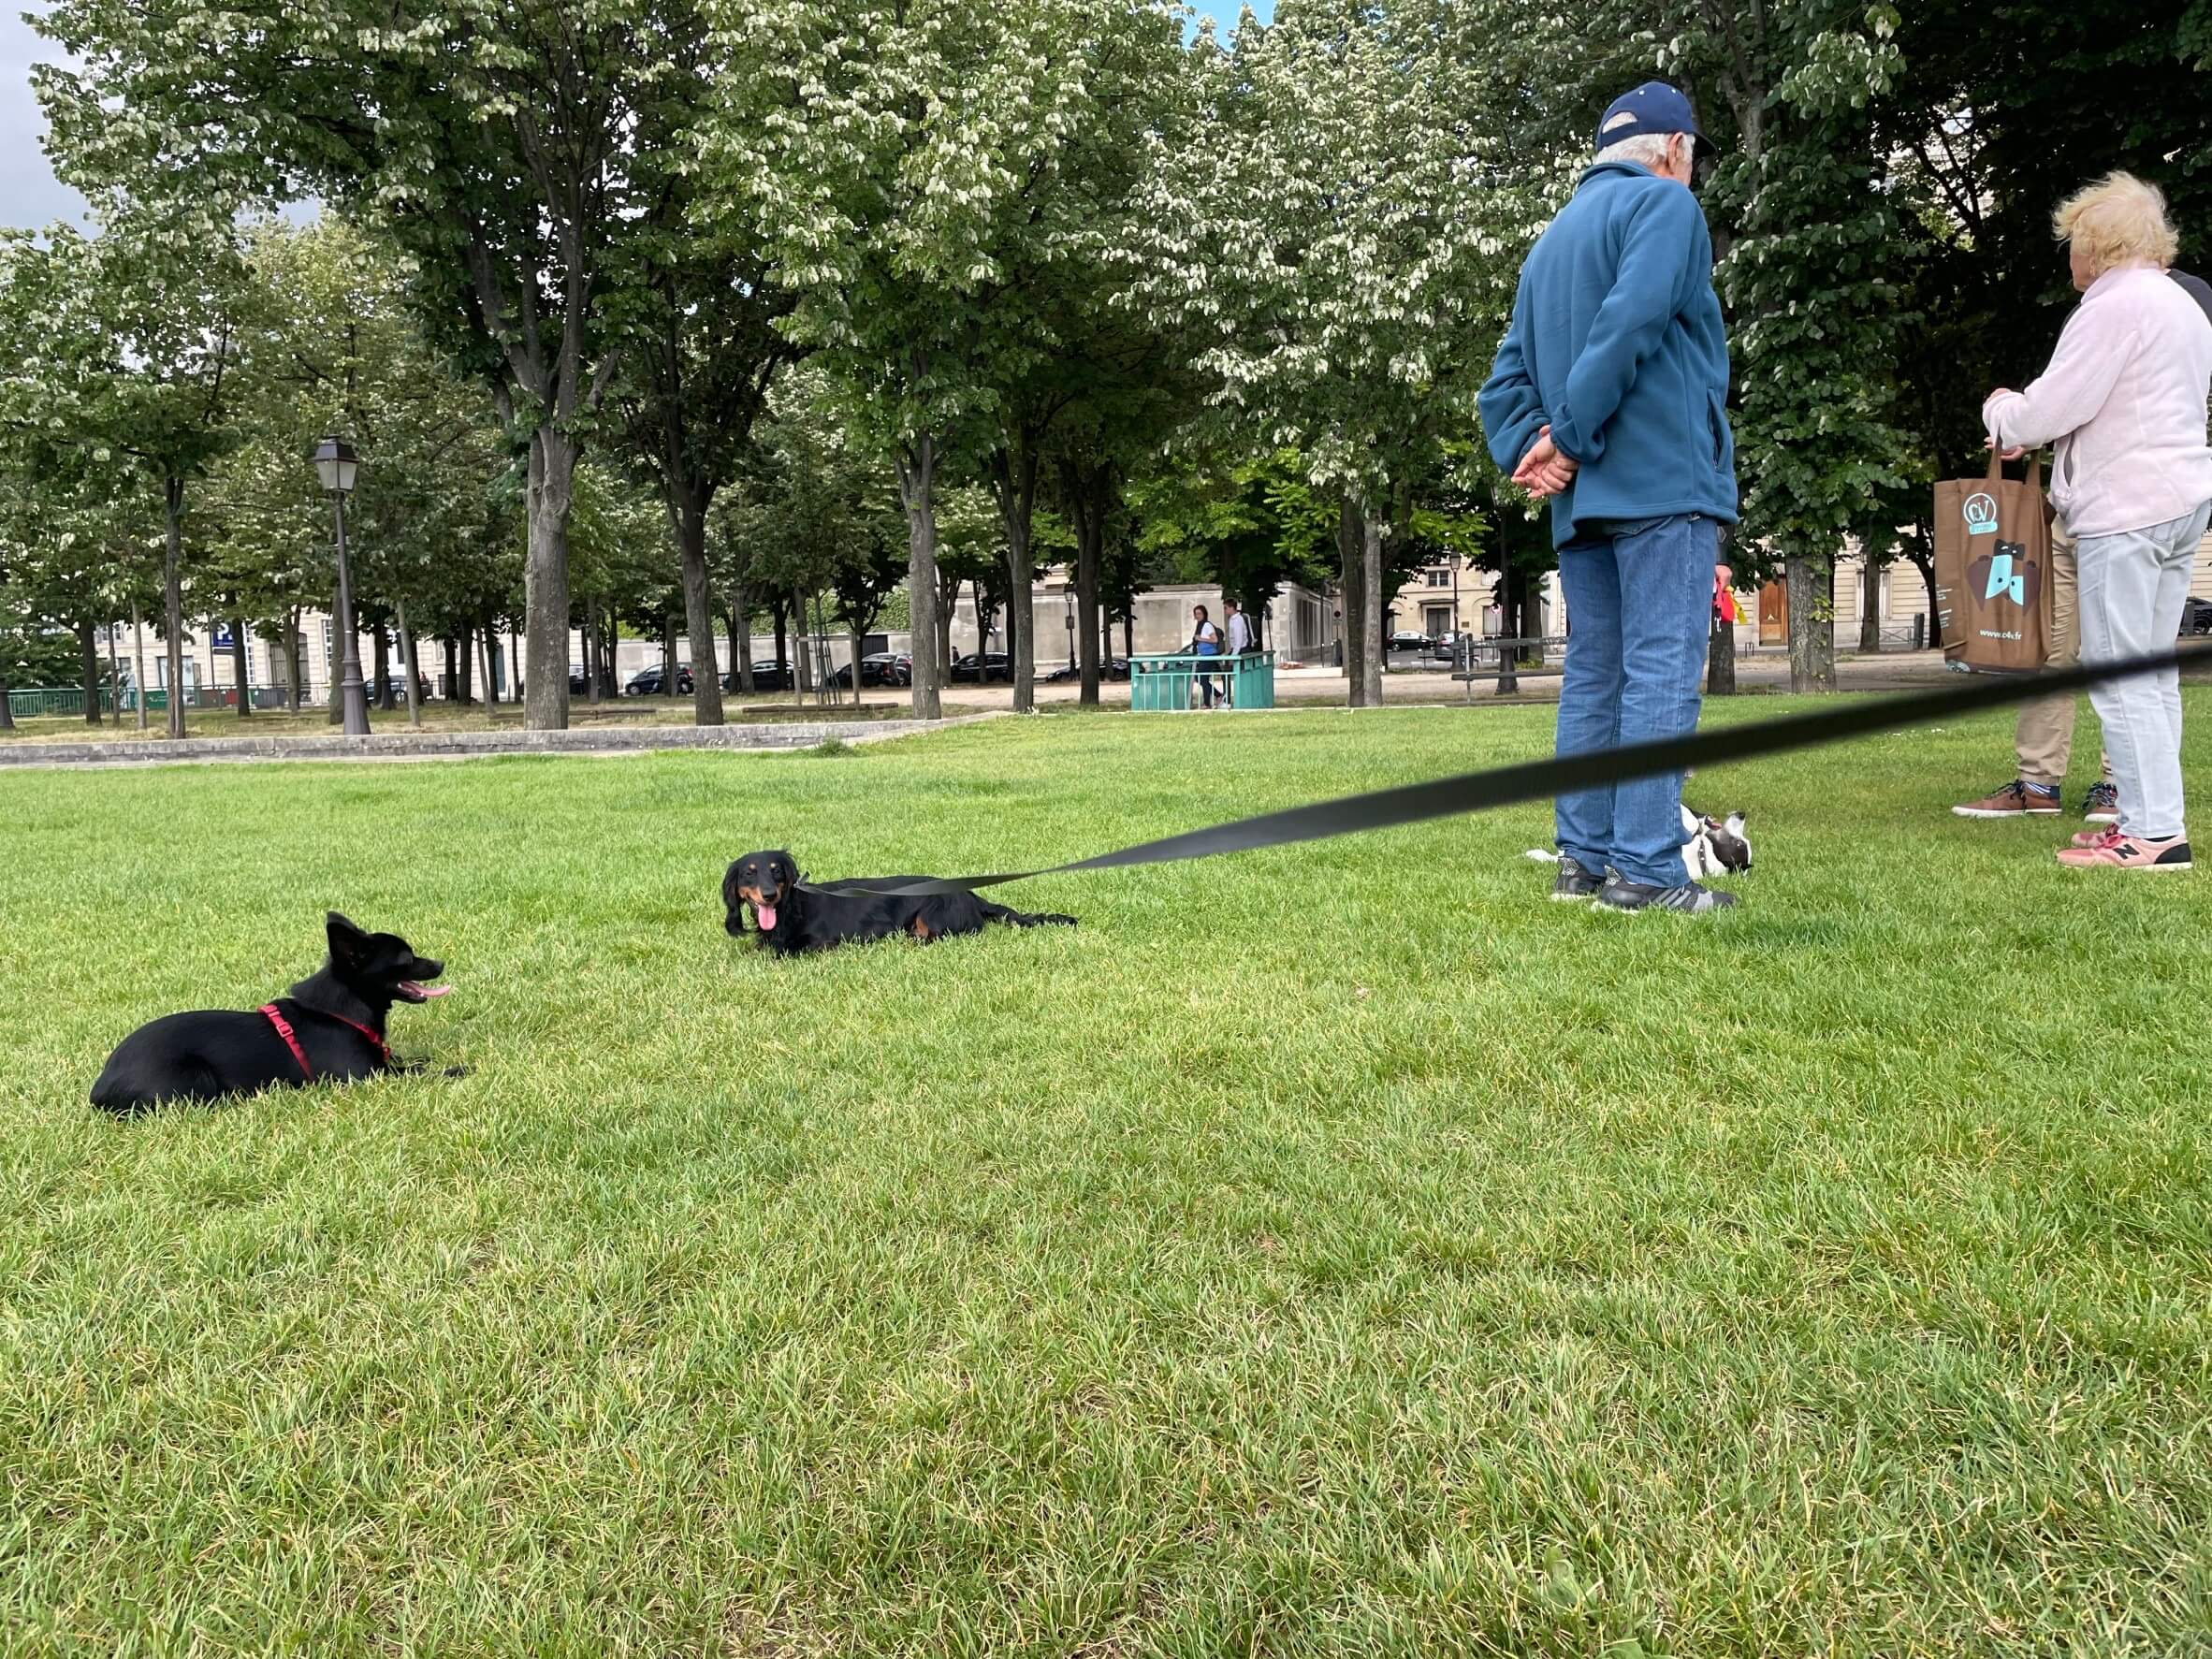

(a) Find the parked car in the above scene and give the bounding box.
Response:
[380,673,432,703]
[1387,630,1432,654]
[832,651,911,689]
[2182,596,2212,637]
[949,651,1013,683]
[569,665,590,695]
[1042,658,1131,683]
[625,663,695,695]
[725,660,793,692]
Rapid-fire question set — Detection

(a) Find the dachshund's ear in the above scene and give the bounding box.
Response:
[721,864,748,935]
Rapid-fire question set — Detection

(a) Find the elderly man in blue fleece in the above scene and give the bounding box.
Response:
[1479,81,1741,915]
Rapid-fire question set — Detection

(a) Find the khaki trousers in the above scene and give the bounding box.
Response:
[2015,528,2113,788]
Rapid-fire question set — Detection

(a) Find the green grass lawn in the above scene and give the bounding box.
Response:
[3,696,2209,1656]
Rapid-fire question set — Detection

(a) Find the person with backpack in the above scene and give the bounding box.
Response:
[1187,604,1225,710]
[1221,598,1256,709]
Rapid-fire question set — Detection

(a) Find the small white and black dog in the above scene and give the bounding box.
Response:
[1525,806,1754,880]
[1678,807,1753,879]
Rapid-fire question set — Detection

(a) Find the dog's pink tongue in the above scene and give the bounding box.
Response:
[402,981,453,999]
[756,904,779,931]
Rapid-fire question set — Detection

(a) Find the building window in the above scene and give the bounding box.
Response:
[1423,568,1450,588]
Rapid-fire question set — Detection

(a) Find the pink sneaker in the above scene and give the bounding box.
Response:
[2069,825,2125,850]
[2057,833,2192,870]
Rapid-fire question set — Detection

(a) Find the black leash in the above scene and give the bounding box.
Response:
[834,646,2211,896]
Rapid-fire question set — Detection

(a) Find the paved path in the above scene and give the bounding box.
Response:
[0,713,1007,769]
[1,651,1956,766]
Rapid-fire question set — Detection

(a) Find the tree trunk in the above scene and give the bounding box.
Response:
[660,615,679,703]
[849,622,866,707]
[732,591,754,693]
[1337,495,1365,706]
[675,493,724,725]
[603,614,619,700]
[990,445,1041,714]
[479,619,500,708]
[284,610,302,714]
[162,477,186,739]
[793,589,813,694]
[895,428,944,720]
[1858,558,1883,654]
[373,625,392,711]
[522,423,576,729]
[772,600,788,696]
[1707,610,1738,694]
[1360,504,1386,706]
[1068,463,1106,706]
[78,618,101,724]
[509,629,520,703]
[226,617,250,719]
[0,648,12,730]
[1915,550,1942,649]
[458,624,475,705]
[1495,568,1520,695]
[131,601,148,731]
[1785,555,1836,692]
[397,596,423,728]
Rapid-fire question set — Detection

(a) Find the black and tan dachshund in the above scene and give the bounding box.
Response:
[723,851,1076,954]
[90,913,452,1115]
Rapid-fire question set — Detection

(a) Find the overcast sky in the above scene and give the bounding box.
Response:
[0,1,1275,233]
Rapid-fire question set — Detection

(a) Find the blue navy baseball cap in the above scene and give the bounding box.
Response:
[1594,81,1716,168]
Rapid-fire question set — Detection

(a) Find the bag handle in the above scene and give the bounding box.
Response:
[1985,435,2045,496]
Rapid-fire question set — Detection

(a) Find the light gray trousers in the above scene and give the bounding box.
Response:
[2077,501,2211,840]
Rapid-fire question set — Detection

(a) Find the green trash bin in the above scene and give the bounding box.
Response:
[1128,651,1273,711]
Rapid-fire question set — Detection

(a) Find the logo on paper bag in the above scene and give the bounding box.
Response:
[1962,493,1999,536]
[1968,541,2035,609]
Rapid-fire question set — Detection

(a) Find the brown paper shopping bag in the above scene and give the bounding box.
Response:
[1932,450,2052,672]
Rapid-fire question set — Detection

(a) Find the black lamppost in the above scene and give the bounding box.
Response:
[1063,582,1076,673]
[313,434,370,735]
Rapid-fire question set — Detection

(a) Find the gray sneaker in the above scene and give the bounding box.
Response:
[2083,780,2120,824]
[1594,876,1739,915]
[1550,855,1605,903]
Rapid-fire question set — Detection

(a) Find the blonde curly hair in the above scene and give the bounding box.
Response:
[2054,171,2179,278]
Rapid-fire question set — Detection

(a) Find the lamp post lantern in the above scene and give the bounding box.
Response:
[313,435,371,736]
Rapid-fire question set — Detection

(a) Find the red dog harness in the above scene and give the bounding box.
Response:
[259,1002,392,1082]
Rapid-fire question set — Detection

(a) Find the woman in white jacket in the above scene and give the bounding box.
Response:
[1986,172,2212,871]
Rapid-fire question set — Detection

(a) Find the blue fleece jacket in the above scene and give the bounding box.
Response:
[1478,161,1739,549]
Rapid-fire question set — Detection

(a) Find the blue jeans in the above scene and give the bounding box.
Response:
[1554,514,1716,885]
[2077,501,2209,839]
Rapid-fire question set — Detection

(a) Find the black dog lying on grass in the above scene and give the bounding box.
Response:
[723,850,1076,953]
[90,913,452,1115]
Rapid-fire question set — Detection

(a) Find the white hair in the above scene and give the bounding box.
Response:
[1594,131,1680,171]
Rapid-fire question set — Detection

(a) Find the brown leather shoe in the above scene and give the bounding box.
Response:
[1953,779,2060,818]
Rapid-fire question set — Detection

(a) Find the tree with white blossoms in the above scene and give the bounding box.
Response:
[1118,0,1542,707]
[36,0,741,728]
[704,0,1182,720]
[0,207,257,739]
